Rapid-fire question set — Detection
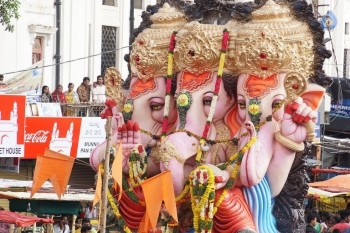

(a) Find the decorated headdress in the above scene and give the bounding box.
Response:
[227,0,315,100]
[174,21,228,76]
[130,3,186,81]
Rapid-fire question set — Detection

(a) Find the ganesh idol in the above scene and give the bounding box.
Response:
[89,0,333,233]
[90,3,189,231]
[222,0,330,232]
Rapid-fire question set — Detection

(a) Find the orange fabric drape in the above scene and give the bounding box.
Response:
[138,171,178,233]
[31,149,74,199]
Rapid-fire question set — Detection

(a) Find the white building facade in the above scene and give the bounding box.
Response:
[1,0,348,93]
[315,0,350,78]
[0,0,159,93]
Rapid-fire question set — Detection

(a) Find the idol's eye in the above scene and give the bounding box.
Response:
[272,99,284,111]
[238,100,246,109]
[203,96,212,106]
[150,102,165,111]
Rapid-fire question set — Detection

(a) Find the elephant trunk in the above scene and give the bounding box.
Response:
[161,104,215,195]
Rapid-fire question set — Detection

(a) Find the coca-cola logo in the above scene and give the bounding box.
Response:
[25,130,50,143]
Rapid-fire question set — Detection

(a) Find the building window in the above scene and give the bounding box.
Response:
[346,22,349,35]
[103,0,117,6]
[344,49,350,78]
[32,37,43,64]
[101,26,117,76]
[135,0,143,9]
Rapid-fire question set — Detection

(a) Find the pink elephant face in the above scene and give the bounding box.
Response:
[130,77,176,145]
[236,73,287,124]
[202,75,235,122]
[175,71,234,134]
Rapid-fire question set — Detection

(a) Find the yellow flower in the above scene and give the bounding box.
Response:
[177,93,189,107]
[123,103,133,113]
[248,104,260,115]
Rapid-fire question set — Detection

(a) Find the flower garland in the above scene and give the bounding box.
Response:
[161,31,177,140]
[175,183,190,203]
[196,29,229,164]
[214,137,257,214]
[122,99,134,122]
[189,165,216,233]
[128,145,148,187]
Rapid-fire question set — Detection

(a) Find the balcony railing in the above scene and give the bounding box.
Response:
[26,95,106,117]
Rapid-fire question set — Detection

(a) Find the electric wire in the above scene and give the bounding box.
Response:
[1,45,131,76]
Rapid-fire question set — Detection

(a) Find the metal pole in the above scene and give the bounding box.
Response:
[99,116,112,233]
[128,0,135,78]
[129,0,134,47]
[54,0,62,87]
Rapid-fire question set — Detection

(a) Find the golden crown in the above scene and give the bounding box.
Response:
[173,21,228,75]
[130,3,186,81]
[227,0,314,86]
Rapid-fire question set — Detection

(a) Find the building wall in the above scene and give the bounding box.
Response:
[2,0,347,89]
[318,0,350,78]
[0,0,56,90]
[0,0,154,93]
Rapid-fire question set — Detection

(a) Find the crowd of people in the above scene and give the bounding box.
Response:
[306,207,350,233]
[40,76,106,104]
[53,216,97,233]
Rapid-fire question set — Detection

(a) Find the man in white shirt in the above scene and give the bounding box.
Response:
[53,216,70,233]
[84,203,97,219]
[91,75,106,104]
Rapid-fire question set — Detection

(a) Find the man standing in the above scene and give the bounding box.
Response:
[91,75,106,104]
[81,218,97,233]
[53,216,70,233]
[77,77,91,103]
[306,213,318,233]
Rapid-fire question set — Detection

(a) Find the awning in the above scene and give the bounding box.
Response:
[0,191,93,201]
[0,191,94,215]
[0,210,53,227]
[308,174,350,191]
[308,187,349,198]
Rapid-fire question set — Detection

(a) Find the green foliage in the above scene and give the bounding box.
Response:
[0,0,20,32]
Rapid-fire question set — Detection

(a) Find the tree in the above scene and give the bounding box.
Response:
[0,0,20,32]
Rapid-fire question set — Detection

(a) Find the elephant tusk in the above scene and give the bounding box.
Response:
[200,142,211,152]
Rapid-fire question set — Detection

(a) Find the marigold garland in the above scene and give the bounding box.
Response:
[190,165,216,233]
[161,31,177,138]
[214,137,257,216]
[196,29,229,165]
[128,145,148,187]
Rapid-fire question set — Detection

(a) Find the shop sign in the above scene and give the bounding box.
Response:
[25,117,82,158]
[0,95,26,157]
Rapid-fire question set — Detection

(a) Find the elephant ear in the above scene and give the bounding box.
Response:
[225,105,243,137]
[300,83,325,111]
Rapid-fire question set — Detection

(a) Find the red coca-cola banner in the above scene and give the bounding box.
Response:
[24,117,82,159]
